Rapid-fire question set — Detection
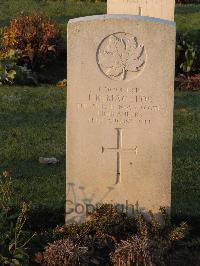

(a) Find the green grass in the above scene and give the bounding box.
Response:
[172,91,200,225]
[0,86,199,228]
[0,1,200,37]
[175,4,200,32]
[0,1,200,228]
[0,85,66,227]
[0,0,106,39]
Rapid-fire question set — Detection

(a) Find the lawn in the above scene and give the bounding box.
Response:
[0,85,66,228]
[0,1,200,229]
[0,1,200,37]
[173,91,200,227]
[0,86,199,229]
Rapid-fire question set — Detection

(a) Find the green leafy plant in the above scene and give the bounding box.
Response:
[0,175,35,266]
[176,38,199,75]
[0,49,38,85]
[0,175,12,213]
[0,49,17,85]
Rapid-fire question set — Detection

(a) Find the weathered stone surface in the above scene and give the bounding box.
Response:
[66,15,176,223]
[107,0,175,21]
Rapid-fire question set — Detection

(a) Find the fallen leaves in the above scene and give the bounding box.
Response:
[57,79,67,89]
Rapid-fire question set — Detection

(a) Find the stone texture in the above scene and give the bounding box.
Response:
[107,0,175,21]
[66,15,176,223]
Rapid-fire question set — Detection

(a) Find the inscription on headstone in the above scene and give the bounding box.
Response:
[77,86,159,126]
[66,15,175,223]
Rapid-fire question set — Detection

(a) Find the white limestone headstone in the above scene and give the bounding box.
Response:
[107,0,175,21]
[66,15,176,223]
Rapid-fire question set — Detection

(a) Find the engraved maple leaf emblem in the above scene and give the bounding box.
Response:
[97,33,145,81]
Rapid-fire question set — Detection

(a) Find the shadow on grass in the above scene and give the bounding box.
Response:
[10,136,200,231]
[0,18,11,27]
[37,55,67,84]
[173,137,199,158]
[176,4,200,15]
[22,206,65,231]
[0,108,65,128]
[177,29,200,46]
[172,135,200,232]
[174,91,200,110]
[1,157,65,178]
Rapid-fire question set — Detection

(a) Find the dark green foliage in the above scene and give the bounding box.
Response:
[0,49,38,85]
[0,50,18,85]
[0,176,34,266]
[176,35,199,75]
[0,1,200,83]
[176,0,200,3]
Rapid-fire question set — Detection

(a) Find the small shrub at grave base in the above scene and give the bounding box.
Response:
[36,239,89,266]
[110,210,189,266]
[34,205,136,265]
[83,204,137,241]
[2,12,64,72]
[34,205,200,266]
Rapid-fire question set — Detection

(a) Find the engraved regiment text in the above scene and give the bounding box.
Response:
[77,86,160,126]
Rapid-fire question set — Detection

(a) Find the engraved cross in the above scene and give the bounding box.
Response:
[102,128,138,185]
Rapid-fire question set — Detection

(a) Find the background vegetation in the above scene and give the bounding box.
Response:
[0,0,199,230]
[0,0,199,265]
